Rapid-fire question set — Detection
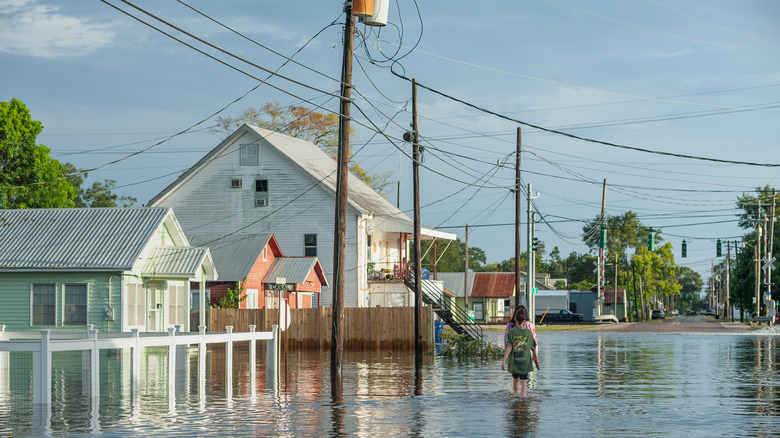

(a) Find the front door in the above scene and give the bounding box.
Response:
[147,286,163,332]
[473,302,484,321]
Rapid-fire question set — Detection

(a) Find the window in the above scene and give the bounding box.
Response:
[304,234,317,256]
[230,178,242,188]
[240,144,259,166]
[64,284,87,326]
[246,289,259,309]
[191,289,210,309]
[255,179,269,207]
[169,285,187,327]
[126,283,145,326]
[265,291,276,309]
[262,246,267,261]
[32,283,56,326]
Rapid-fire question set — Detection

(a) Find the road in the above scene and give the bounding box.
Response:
[581,315,755,334]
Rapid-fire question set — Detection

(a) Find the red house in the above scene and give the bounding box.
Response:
[188,233,327,309]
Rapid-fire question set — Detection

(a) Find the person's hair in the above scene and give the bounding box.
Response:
[513,305,529,326]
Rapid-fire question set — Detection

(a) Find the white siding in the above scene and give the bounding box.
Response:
[153,132,361,307]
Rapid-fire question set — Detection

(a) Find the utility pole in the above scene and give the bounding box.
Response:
[755,224,761,318]
[596,179,607,318]
[726,241,731,321]
[768,190,776,325]
[331,1,355,377]
[526,184,539,320]
[412,79,423,357]
[464,224,469,312]
[515,127,522,309]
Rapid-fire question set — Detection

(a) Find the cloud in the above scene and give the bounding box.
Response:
[0,1,114,58]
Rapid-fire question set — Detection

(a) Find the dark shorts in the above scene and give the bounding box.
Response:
[512,373,529,380]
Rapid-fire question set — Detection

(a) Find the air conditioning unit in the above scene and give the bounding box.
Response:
[255,198,268,207]
[230,178,242,188]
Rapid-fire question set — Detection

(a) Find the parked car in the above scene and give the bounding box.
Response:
[536,309,585,323]
[651,309,666,320]
[686,310,696,316]
[670,309,679,316]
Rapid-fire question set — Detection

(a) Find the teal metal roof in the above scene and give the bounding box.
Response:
[0,208,172,270]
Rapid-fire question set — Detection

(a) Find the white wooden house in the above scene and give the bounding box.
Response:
[147,124,455,308]
[0,208,216,333]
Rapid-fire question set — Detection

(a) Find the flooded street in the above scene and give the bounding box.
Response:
[1,324,778,437]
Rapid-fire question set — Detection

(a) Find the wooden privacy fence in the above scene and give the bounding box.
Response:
[193,306,434,350]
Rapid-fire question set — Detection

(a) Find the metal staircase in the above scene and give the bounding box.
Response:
[403,270,483,340]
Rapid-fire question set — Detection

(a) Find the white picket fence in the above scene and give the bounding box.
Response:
[0,324,279,405]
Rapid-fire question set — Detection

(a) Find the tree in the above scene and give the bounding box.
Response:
[583,211,659,264]
[632,243,681,319]
[211,102,392,194]
[0,98,78,208]
[733,187,778,319]
[212,282,246,309]
[63,163,137,208]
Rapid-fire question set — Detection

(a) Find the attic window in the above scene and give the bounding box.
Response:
[230,178,242,188]
[240,144,259,166]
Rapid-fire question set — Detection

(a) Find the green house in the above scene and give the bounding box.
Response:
[0,208,217,333]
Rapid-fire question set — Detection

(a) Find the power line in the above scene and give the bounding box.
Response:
[392,75,780,167]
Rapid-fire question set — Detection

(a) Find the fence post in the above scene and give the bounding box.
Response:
[198,325,206,401]
[33,329,51,405]
[131,329,140,398]
[248,324,256,397]
[88,328,100,400]
[0,325,7,400]
[267,325,279,391]
[225,325,233,397]
[167,327,176,398]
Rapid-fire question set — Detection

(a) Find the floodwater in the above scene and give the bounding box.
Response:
[1,327,779,437]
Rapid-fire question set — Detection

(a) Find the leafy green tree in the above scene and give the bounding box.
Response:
[63,163,137,207]
[732,187,778,319]
[212,282,247,309]
[632,243,681,319]
[676,266,703,298]
[583,211,659,264]
[0,98,78,208]
[212,101,392,194]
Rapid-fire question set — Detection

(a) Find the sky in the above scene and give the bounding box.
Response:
[1,0,779,286]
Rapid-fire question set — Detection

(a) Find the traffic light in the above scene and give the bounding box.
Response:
[648,229,655,251]
[532,236,539,252]
[716,239,722,257]
[772,284,779,302]
[681,240,687,258]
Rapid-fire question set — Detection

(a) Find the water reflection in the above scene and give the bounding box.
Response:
[1,333,778,436]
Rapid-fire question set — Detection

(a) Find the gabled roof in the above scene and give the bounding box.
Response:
[187,233,280,281]
[148,124,406,220]
[0,208,177,271]
[143,246,216,279]
[264,257,329,287]
[471,273,515,298]
[147,124,455,241]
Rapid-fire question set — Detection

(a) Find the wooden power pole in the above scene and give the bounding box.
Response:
[331,1,355,377]
[515,127,522,308]
[412,79,423,357]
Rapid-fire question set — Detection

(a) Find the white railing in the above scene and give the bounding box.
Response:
[0,324,279,405]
